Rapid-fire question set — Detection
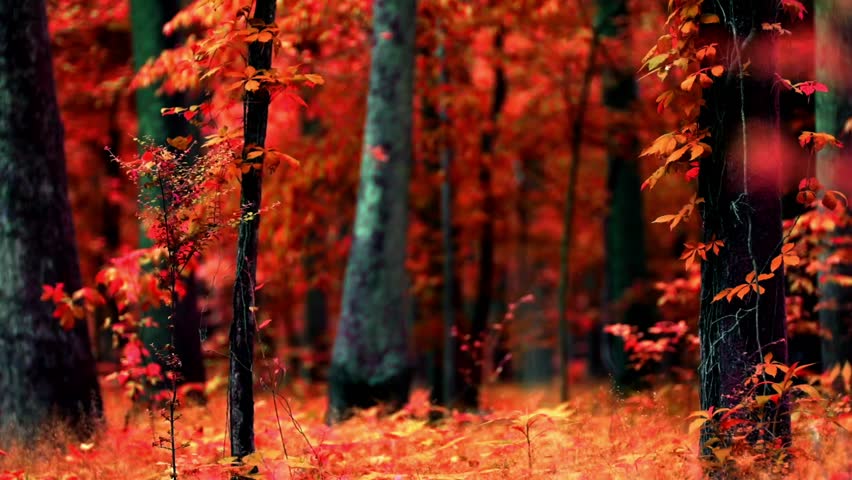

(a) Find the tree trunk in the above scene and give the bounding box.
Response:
[327,0,417,423]
[130,0,207,390]
[463,27,507,409]
[0,0,103,440]
[597,0,652,391]
[815,0,852,372]
[229,0,277,458]
[698,0,789,463]
[557,31,599,403]
[439,68,460,408]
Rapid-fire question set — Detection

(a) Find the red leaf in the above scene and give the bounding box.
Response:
[145,362,162,378]
[685,166,700,181]
[258,318,272,331]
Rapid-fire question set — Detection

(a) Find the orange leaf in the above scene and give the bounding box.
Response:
[771,255,783,272]
[244,79,261,92]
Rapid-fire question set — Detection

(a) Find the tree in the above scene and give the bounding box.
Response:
[327,0,417,423]
[0,0,102,439]
[130,0,206,393]
[815,0,852,371]
[463,25,507,409]
[557,23,599,403]
[229,0,277,459]
[696,0,790,460]
[597,0,653,390]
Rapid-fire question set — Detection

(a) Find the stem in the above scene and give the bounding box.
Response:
[169,271,179,479]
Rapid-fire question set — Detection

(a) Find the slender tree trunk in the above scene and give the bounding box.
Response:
[597,0,652,391]
[516,156,554,386]
[229,0,277,458]
[434,30,460,408]
[815,0,852,372]
[130,0,206,390]
[0,0,103,440]
[463,27,507,409]
[327,0,417,424]
[557,32,599,403]
[95,98,122,362]
[697,0,789,465]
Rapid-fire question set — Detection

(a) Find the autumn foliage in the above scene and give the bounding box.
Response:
[1,0,851,478]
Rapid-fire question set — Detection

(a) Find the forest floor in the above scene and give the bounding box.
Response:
[1,367,850,480]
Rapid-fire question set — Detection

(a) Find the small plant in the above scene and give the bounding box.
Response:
[687,355,827,477]
[43,136,236,479]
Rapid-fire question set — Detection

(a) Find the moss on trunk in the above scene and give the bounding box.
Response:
[327,0,417,423]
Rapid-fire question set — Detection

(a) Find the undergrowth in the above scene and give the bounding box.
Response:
[1,368,849,480]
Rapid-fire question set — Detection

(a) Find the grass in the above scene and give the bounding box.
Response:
[1,370,849,479]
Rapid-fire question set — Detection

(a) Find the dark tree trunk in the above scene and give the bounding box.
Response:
[229,0,277,458]
[557,31,599,402]
[0,0,103,440]
[463,27,507,410]
[815,0,852,372]
[416,26,461,408]
[439,47,460,408]
[697,0,789,464]
[597,0,652,390]
[95,98,122,363]
[516,155,554,386]
[130,0,207,391]
[327,0,417,423]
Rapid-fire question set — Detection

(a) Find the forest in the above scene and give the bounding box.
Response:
[0,0,850,478]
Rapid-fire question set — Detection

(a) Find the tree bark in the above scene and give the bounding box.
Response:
[0,0,103,440]
[130,0,207,391]
[697,0,789,463]
[327,0,417,423]
[229,0,277,458]
[815,0,852,372]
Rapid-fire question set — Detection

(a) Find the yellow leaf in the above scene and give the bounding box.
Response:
[680,73,697,91]
[688,417,707,434]
[244,79,261,92]
[167,136,192,151]
[795,384,822,400]
[647,53,669,71]
[653,214,677,224]
[666,145,690,165]
[304,73,325,85]
[713,447,732,463]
